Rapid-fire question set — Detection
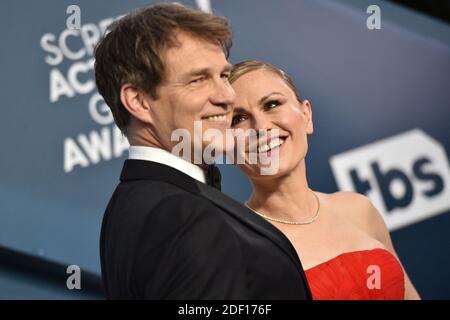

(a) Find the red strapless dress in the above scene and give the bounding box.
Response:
[304,248,405,300]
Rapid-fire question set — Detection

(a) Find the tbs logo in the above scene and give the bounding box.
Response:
[330,129,450,230]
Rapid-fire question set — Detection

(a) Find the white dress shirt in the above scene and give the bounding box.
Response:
[128,145,206,184]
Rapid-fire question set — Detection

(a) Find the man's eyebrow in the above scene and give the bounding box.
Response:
[186,67,210,77]
[258,92,285,105]
[185,64,232,77]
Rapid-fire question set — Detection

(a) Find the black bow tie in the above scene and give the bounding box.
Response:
[205,164,222,191]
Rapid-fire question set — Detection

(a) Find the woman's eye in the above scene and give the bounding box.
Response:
[231,114,248,126]
[264,100,281,110]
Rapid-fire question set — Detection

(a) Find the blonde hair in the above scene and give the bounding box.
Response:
[229,60,302,102]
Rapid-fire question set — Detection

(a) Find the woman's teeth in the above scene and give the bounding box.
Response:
[258,138,285,153]
[204,114,227,121]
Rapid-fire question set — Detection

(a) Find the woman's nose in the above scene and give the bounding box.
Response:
[252,112,273,132]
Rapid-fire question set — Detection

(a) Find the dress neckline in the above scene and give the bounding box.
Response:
[304,248,394,272]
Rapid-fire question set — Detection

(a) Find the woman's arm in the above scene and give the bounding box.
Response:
[362,195,421,300]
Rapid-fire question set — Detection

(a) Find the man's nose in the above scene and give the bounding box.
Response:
[209,78,236,109]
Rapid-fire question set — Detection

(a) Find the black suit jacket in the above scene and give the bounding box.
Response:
[100,159,312,299]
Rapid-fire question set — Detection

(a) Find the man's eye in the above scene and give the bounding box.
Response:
[231,114,248,126]
[264,100,281,110]
[190,77,205,84]
[221,72,230,80]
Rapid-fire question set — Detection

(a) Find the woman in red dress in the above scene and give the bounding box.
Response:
[229,60,420,300]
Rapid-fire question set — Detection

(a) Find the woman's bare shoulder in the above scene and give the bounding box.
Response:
[317,191,384,239]
[318,190,373,213]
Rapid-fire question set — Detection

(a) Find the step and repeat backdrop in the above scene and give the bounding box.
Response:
[0,0,449,298]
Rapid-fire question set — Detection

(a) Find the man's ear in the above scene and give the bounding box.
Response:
[120,83,154,125]
[302,99,314,134]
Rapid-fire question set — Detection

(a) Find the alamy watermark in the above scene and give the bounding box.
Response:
[66,5,81,30]
[367,264,381,290]
[366,5,381,30]
[66,264,81,290]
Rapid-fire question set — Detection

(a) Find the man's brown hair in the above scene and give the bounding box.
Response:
[94,3,232,134]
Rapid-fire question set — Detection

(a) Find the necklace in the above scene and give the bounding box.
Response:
[245,189,320,225]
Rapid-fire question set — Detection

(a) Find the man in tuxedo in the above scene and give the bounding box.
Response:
[94,3,311,299]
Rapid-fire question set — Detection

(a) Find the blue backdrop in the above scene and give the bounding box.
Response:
[0,0,449,299]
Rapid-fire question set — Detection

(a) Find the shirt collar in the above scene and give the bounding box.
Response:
[128,145,206,184]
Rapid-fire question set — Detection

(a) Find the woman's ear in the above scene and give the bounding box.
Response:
[120,83,154,125]
[302,99,314,134]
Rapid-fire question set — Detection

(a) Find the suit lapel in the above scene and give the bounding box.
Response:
[195,181,305,270]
